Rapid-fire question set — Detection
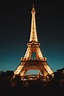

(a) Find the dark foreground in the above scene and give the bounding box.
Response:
[0,68,64,96]
[0,86,64,96]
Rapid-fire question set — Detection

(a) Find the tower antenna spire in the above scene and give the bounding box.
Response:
[32,4,34,8]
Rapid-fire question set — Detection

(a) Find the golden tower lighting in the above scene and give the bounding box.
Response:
[14,6,54,78]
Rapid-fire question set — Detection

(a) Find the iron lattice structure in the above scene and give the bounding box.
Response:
[14,6,53,78]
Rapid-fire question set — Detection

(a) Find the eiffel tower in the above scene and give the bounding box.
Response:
[14,6,54,78]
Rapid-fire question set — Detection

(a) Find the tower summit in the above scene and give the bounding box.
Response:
[29,5,38,42]
[14,6,54,79]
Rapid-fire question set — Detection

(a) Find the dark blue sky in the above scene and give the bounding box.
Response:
[0,0,64,73]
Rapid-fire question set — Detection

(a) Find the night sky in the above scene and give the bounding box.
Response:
[0,0,64,73]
